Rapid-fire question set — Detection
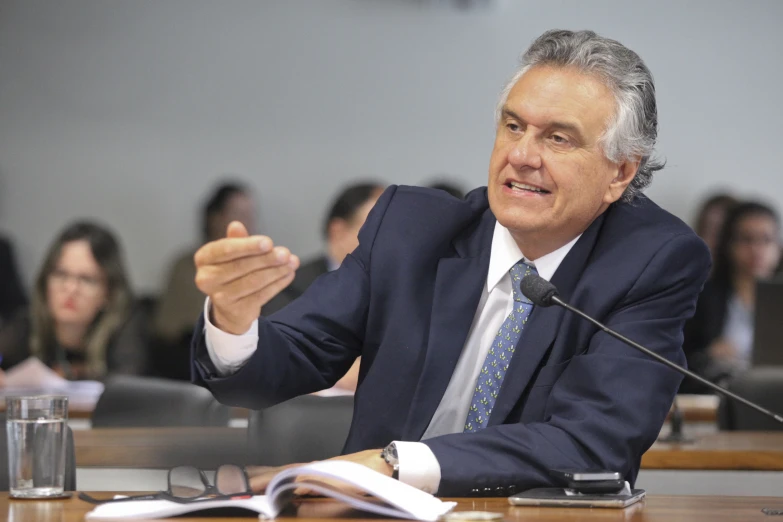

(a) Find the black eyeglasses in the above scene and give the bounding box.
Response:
[79,464,253,504]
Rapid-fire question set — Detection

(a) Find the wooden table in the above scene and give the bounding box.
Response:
[1,402,250,420]
[5,391,716,421]
[643,431,783,470]
[669,394,719,423]
[6,392,715,425]
[74,427,251,469]
[74,428,783,471]
[1,494,780,521]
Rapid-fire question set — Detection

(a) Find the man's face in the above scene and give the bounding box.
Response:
[487,65,638,258]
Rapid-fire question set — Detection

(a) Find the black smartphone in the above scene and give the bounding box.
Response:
[549,469,624,494]
[508,488,646,508]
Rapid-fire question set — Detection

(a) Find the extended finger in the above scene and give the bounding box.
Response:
[198,247,296,289]
[212,264,296,305]
[226,221,249,238]
[224,267,298,314]
[247,469,278,494]
[247,463,301,493]
[255,269,298,309]
[194,235,274,266]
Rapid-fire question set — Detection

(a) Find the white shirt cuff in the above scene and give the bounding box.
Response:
[393,441,441,495]
[203,297,259,376]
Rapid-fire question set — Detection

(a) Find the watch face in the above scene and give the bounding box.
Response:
[383,444,398,464]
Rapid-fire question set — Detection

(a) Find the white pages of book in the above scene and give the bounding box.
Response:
[85,461,456,521]
[266,461,456,521]
[85,495,272,520]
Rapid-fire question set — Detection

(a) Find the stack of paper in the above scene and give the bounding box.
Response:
[1,357,104,408]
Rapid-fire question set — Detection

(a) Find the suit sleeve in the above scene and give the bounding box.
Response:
[190,186,398,409]
[423,233,711,496]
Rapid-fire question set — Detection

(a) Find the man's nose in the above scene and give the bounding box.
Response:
[508,133,542,170]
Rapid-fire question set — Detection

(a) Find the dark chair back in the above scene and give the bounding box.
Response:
[247,395,354,465]
[0,413,76,491]
[718,367,783,431]
[92,375,231,428]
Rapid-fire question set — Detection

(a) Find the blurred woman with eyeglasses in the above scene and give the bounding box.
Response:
[681,202,782,392]
[0,221,147,380]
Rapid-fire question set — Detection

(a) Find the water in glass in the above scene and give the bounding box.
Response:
[5,396,68,498]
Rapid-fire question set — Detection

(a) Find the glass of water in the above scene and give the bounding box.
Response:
[5,395,68,499]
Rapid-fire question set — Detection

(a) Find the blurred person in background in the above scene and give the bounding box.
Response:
[682,201,781,392]
[263,181,385,394]
[263,181,385,316]
[152,181,255,379]
[427,179,466,200]
[0,234,27,328]
[0,221,145,380]
[693,192,738,262]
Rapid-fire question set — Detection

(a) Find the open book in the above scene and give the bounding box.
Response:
[85,461,457,521]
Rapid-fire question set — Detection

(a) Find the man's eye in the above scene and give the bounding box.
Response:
[551,134,569,144]
[506,123,520,132]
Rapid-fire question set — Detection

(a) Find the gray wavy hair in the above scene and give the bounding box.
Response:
[496,29,663,202]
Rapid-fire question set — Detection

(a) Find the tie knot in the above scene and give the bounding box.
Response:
[509,261,537,303]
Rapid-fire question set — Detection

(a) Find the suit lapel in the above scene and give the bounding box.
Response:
[488,212,608,426]
[403,210,495,440]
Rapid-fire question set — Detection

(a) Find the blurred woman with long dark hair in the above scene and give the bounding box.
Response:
[682,202,781,391]
[0,221,145,379]
[692,192,738,264]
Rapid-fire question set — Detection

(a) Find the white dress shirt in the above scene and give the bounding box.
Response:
[203,221,579,494]
[722,294,753,370]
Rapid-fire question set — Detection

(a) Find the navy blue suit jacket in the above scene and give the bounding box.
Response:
[192,186,710,496]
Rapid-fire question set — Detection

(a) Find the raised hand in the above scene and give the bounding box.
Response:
[194,221,300,334]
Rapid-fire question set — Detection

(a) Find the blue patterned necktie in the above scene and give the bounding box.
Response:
[464,261,538,433]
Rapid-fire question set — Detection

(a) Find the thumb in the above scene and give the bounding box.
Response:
[226,221,249,239]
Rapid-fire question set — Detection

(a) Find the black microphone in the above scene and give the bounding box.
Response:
[520,274,783,425]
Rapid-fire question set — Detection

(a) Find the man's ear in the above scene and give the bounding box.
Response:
[604,159,640,204]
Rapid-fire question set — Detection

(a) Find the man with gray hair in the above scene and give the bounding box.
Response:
[191,30,709,496]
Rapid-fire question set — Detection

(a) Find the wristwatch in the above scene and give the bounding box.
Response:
[381,442,400,480]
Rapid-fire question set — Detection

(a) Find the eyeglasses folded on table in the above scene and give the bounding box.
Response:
[78,464,253,505]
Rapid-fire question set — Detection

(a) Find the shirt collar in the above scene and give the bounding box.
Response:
[326,255,340,272]
[486,221,581,292]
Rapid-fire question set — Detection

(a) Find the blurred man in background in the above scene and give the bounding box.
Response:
[263,182,385,316]
[153,181,255,379]
[263,181,385,394]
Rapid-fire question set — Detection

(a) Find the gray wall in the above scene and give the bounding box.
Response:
[1,0,781,293]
